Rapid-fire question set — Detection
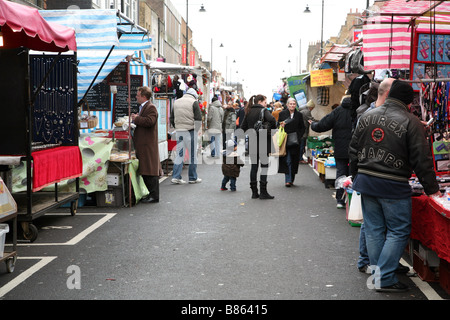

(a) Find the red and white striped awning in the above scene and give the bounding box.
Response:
[362,0,450,71]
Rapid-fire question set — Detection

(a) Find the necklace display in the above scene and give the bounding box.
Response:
[31,55,76,146]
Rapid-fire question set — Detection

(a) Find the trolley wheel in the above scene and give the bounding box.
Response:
[70,200,78,216]
[22,223,38,242]
[5,257,16,273]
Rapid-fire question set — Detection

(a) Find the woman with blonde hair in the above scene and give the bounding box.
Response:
[271,102,284,122]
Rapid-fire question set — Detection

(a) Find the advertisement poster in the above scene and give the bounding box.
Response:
[287,74,308,106]
[310,69,334,87]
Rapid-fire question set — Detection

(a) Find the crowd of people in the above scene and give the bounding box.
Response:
[131,75,440,294]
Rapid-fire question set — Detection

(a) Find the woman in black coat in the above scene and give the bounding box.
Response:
[310,95,355,208]
[240,94,277,199]
[278,98,305,187]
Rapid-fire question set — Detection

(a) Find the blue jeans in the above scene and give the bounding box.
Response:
[172,130,198,181]
[361,194,412,287]
[357,222,370,269]
[221,176,236,190]
[210,133,221,157]
[284,149,295,184]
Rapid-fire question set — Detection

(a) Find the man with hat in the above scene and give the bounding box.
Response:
[349,80,441,293]
[298,99,315,164]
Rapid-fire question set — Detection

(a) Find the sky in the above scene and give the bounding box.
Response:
[171,0,375,99]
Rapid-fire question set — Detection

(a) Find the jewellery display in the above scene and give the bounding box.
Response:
[31,55,76,145]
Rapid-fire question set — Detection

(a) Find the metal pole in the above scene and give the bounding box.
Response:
[321,0,324,57]
[186,0,189,66]
[299,38,302,74]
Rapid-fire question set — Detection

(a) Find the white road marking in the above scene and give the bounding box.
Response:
[400,258,444,300]
[0,256,57,298]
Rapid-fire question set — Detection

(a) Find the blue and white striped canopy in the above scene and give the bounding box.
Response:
[39,9,152,103]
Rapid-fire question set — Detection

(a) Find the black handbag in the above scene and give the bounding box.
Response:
[254,108,270,133]
[286,132,299,147]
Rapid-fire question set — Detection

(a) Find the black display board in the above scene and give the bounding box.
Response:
[83,79,110,111]
[0,47,29,156]
[113,75,143,122]
[108,62,128,85]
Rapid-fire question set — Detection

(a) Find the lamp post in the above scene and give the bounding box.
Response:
[304,0,324,57]
[185,1,206,66]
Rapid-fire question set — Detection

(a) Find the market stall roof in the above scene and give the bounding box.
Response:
[321,45,353,63]
[39,9,152,103]
[148,61,211,77]
[363,0,450,71]
[0,0,76,52]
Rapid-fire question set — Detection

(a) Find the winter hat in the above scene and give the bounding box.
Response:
[186,88,198,99]
[388,80,414,105]
[306,99,315,108]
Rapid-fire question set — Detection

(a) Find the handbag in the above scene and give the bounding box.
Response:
[286,132,299,148]
[348,191,363,223]
[270,128,287,157]
[254,108,269,133]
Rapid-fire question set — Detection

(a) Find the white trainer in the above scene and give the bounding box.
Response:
[189,178,202,184]
[171,178,186,184]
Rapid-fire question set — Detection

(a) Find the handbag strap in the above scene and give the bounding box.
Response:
[259,108,265,121]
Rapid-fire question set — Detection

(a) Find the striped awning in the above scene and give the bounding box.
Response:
[363,0,450,71]
[39,9,152,103]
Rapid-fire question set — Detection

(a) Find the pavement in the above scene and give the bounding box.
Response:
[1,151,449,307]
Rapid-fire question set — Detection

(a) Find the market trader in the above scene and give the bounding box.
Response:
[348,80,441,293]
[131,86,160,203]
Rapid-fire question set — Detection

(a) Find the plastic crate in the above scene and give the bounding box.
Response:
[439,259,450,295]
[0,224,9,258]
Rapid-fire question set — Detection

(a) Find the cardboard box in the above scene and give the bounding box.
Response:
[96,186,123,207]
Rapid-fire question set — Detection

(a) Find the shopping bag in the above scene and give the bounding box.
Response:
[348,191,363,223]
[277,127,287,147]
[270,128,287,157]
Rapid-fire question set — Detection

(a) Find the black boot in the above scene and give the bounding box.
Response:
[250,181,259,199]
[259,181,274,199]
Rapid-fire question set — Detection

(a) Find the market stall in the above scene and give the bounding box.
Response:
[39,9,154,206]
[0,0,80,242]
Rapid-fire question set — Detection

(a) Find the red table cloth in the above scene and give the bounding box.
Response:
[411,195,450,263]
[31,146,82,192]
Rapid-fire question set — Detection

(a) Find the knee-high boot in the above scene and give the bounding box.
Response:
[259,181,274,199]
[250,181,259,199]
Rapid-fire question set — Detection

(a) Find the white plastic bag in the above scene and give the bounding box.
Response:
[348,191,363,223]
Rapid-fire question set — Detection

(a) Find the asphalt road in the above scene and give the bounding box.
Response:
[1,153,449,308]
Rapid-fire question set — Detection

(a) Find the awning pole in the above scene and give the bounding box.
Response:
[78,44,116,106]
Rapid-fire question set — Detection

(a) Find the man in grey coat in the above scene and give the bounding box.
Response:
[207,96,224,157]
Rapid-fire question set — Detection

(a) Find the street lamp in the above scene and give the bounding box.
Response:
[304,1,324,57]
[288,40,302,74]
[185,1,206,66]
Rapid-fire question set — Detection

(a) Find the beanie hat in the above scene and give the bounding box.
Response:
[388,80,414,105]
[186,88,198,99]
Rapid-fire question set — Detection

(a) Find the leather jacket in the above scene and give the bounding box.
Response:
[349,98,439,195]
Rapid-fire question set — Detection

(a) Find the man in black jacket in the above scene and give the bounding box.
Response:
[310,96,354,208]
[348,80,441,293]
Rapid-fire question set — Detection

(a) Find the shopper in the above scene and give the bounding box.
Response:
[309,95,355,209]
[349,80,441,292]
[222,100,236,148]
[240,94,277,199]
[170,88,203,184]
[271,102,284,122]
[299,99,315,164]
[235,99,245,129]
[355,77,395,273]
[131,86,160,203]
[278,98,305,187]
[207,96,224,158]
[221,139,244,191]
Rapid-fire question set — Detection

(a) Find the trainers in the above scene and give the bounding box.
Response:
[336,203,345,209]
[220,187,228,191]
[376,281,410,293]
[395,263,410,274]
[171,178,186,184]
[358,265,371,274]
[189,178,202,184]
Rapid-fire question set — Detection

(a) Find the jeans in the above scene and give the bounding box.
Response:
[172,130,198,181]
[357,222,370,269]
[335,158,349,205]
[361,194,412,287]
[210,133,221,157]
[221,176,236,190]
[299,137,307,160]
[284,149,295,184]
